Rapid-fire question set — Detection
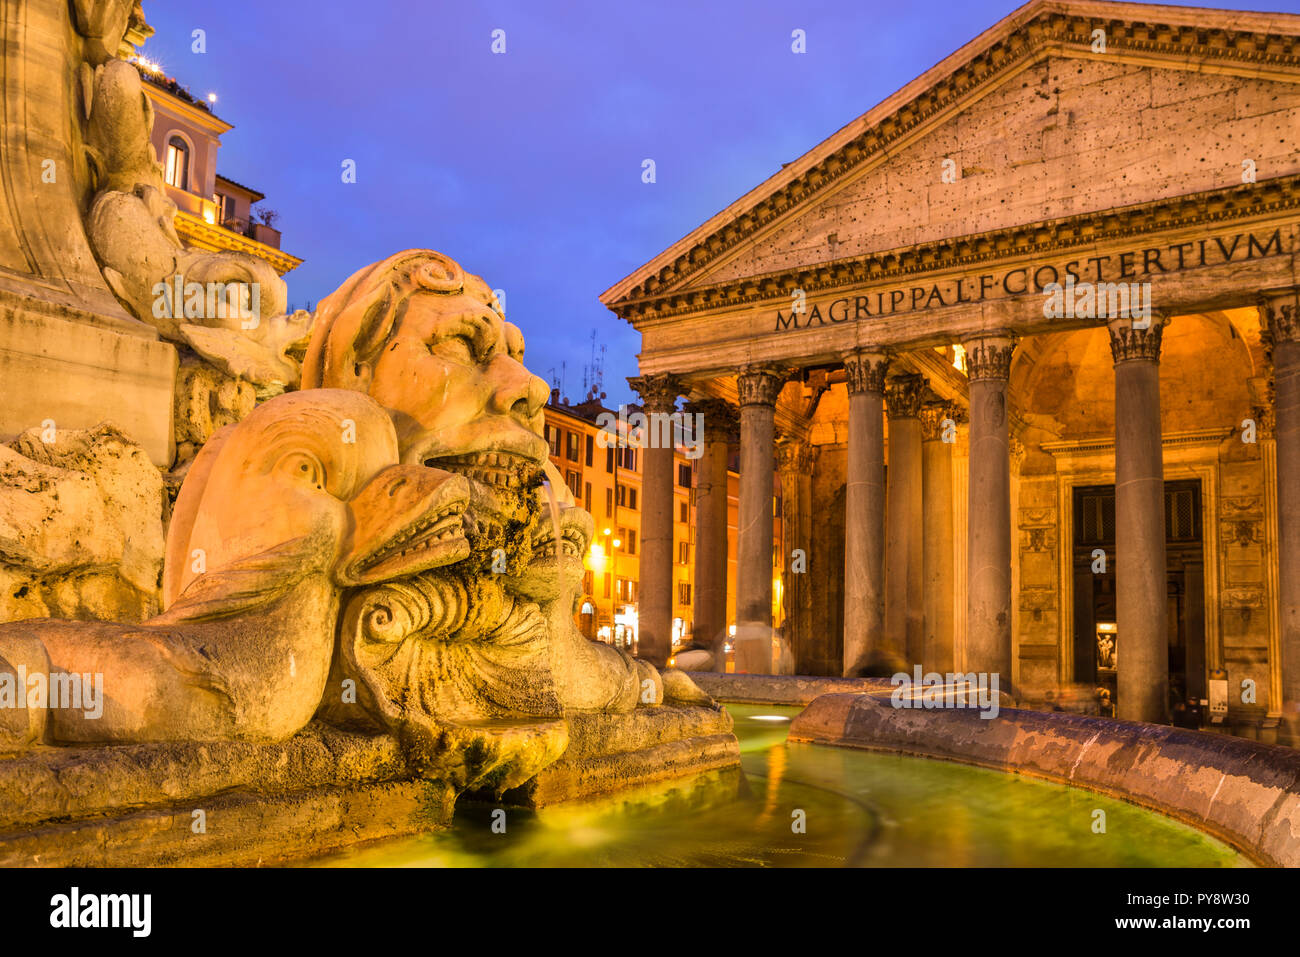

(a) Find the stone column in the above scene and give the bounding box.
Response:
[1108,315,1169,724]
[842,350,890,676]
[963,334,1015,684]
[776,437,816,675]
[685,397,736,672]
[628,373,683,668]
[1261,291,1300,721]
[885,373,926,668]
[734,365,788,674]
[921,400,957,674]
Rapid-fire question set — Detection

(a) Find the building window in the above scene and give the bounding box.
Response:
[678,541,689,565]
[679,502,688,524]
[603,572,611,599]
[678,463,691,487]
[583,570,593,594]
[629,488,638,510]
[164,136,190,190]
[547,424,561,456]
[567,431,581,462]
[678,582,691,606]
[606,445,614,473]
[617,446,637,472]
[566,470,581,497]
[216,192,236,225]
[584,482,592,512]
[585,435,594,467]
[606,487,613,516]
[628,530,637,555]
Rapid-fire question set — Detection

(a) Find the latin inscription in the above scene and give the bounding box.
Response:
[773,228,1285,331]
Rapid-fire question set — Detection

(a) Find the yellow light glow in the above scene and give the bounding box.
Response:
[612,539,621,549]
[202,206,216,224]
[207,92,218,103]
[603,528,611,536]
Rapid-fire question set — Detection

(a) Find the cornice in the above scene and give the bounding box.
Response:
[610,175,1300,324]
[1042,428,1231,456]
[173,212,304,276]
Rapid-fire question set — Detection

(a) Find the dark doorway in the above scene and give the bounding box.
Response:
[1071,480,1206,725]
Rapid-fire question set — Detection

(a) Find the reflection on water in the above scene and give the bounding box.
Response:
[309,704,1250,867]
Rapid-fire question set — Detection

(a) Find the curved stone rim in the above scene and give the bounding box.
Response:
[786,689,1300,867]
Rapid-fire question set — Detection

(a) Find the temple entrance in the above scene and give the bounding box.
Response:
[1071,480,1207,725]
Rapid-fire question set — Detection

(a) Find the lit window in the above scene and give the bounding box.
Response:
[164,136,189,190]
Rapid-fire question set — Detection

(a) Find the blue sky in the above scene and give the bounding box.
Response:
[142,0,1298,406]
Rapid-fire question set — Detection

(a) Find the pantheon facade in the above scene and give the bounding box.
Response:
[602,0,1300,733]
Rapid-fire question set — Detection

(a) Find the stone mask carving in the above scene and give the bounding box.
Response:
[0,390,471,749]
[303,250,717,750]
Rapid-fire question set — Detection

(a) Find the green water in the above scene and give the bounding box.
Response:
[309,704,1250,867]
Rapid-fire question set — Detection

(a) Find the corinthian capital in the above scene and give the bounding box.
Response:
[775,437,816,474]
[1107,314,1166,365]
[1259,289,1300,345]
[884,373,927,419]
[842,350,890,395]
[919,400,956,441]
[736,365,788,407]
[627,373,684,413]
[684,397,738,443]
[962,333,1015,381]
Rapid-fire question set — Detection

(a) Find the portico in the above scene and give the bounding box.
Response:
[608,0,1300,732]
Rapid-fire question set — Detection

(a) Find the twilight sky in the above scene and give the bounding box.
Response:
[141,0,1293,406]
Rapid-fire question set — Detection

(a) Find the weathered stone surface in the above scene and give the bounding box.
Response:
[687,671,889,706]
[496,704,738,806]
[171,355,257,470]
[0,721,452,867]
[789,692,1300,866]
[0,424,165,624]
[0,391,474,748]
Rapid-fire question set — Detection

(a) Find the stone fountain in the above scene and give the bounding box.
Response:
[0,0,737,865]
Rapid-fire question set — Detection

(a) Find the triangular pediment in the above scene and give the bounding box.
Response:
[601,0,1300,317]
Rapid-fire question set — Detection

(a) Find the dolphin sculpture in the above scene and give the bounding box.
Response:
[0,389,471,749]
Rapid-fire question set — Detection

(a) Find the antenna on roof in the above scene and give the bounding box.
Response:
[584,330,606,402]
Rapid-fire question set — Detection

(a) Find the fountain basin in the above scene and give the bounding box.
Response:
[788,691,1300,866]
